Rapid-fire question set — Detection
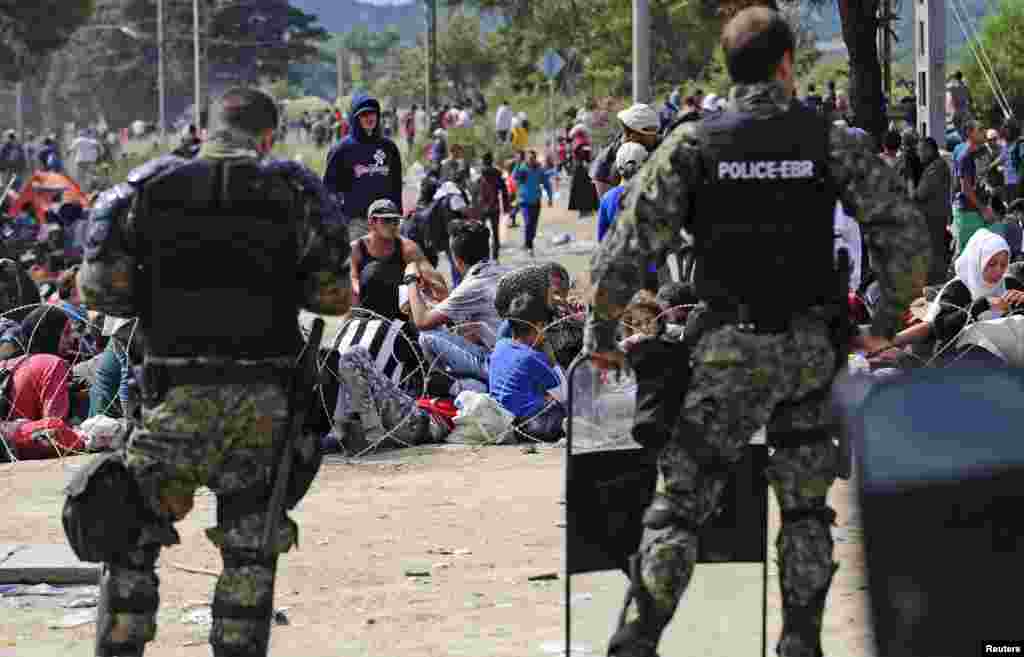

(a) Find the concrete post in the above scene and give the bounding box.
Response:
[632,0,650,105]
[426,0,437,114]
[194,0,202,133]
[915,0,946,143]
[158,0,166,143]
[15,81,24,141]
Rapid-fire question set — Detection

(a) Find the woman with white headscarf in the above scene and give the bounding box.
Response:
[886,229,1024,360]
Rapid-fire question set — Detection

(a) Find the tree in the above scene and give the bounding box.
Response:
[0,1,95,82]
[208,1,328,87]
[340,24,401,87]
[960,0,1024,125]
[373,46,427,106]
[717,0,885,139]
[436,14,499,101]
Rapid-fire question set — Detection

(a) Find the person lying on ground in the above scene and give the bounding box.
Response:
[488,291,566,443]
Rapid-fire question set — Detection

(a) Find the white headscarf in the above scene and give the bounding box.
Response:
[927,229,1010,322]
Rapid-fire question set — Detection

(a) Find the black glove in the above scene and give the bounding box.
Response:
[626,337,692,450]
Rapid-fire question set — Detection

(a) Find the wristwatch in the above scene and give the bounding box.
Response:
[402,273,420,286]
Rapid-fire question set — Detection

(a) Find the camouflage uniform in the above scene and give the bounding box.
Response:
[77,130,351,657]
[585,82,929,657]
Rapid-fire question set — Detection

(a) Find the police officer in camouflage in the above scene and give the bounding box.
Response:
[586,8,930,657]
[71,88,352,657]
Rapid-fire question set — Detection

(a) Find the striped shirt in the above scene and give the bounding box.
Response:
[333,315,421,387]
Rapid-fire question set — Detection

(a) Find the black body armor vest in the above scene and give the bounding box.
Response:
[692,102,837,316]
[135,158,302,362]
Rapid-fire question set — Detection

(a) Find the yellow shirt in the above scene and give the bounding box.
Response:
[510,126,529,150]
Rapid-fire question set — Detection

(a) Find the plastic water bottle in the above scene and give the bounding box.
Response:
[848,352,870,376]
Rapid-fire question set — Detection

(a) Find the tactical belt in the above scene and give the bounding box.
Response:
[153,364,288,388]
[140,363,291,405]
[695,306,791,336]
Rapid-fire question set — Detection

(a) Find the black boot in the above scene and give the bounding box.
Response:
[607,555,663,657]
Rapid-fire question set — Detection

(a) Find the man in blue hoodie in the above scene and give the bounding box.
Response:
[324,93,404,224]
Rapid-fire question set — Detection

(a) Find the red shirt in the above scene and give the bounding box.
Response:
[1,353,70,421]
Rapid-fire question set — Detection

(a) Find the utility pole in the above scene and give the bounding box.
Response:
[342,48,350,99]
[632,0,650,104]
[880,0,893,103]
[158,0,166,144]
[915,0,946,142]
[15,81,24,141]
[194,0,202,133]
[425,0,437,115]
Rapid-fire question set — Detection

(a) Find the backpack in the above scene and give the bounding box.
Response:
[405,198,447,254]
[1010,139,1024,179]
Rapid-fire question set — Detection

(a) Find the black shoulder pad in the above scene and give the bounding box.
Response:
[126,154,187,186]
[265,158,348,227]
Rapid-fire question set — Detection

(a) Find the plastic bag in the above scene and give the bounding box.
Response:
[568,360,638,451]
[78,415,127,452]
[447,391,515,445]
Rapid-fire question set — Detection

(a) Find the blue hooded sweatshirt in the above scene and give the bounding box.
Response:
[323,93,404,222]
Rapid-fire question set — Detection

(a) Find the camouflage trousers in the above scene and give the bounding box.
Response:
[97,383,295,657]
[624,318,839,657]
[328,346,431,449]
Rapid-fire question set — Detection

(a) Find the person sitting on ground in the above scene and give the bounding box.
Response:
[0,352,83,422]
[350,199,444,321]
[408,220,509,386]
[488,291,566,443]
[323,343,447,454]
[883,229,1024,363]
[495,262,583,370]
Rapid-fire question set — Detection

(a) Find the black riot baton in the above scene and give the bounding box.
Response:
[263,317,324,559]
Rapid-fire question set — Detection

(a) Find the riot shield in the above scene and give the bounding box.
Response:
[563,355,769,657]
[855,365,1024,657]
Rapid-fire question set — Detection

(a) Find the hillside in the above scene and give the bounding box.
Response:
[291,0,502,45]
[805,0,996,64]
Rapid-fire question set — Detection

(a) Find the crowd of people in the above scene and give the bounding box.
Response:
[0,62,1019,464]
[0,88,594,462]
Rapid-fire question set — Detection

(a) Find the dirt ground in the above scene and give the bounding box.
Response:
[0,193,874,657]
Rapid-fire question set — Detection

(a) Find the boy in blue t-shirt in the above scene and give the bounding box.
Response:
[488,291,565,442]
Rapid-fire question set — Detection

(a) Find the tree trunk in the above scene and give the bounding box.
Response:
[41,53,64,135]
[839,0,885,143]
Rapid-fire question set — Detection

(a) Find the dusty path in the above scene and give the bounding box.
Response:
[1,445,871,657]
[1,192,873,657]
